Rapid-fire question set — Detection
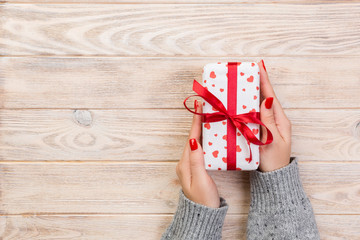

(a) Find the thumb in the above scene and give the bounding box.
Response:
[189,138,207,177]
[260,97,279,142]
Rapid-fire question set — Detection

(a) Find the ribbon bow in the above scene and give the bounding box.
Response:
[183,79,273,166]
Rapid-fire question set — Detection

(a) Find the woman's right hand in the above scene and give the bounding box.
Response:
[257,59,292,172]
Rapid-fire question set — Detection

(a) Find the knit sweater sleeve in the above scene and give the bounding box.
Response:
[247,157,320,240]
[161,189,229,240]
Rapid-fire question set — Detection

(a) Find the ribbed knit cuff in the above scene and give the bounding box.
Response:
[162,189,229,240]
[249,157,309,213]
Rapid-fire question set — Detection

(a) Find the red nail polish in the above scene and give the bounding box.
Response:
[189,138,198,151]
[194,100,198,113]
[265,97,273,109]
[261,59,267,72]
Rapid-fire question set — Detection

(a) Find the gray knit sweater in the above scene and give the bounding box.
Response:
[161,157,320,239]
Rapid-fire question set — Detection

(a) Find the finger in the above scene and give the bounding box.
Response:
[272,97,292,142]
[258,60,285,117]
[258,60,291,142]
[176,161,191,189]
[188,138,207,184]
[259,97,280,142]
[183,99,203,158]
[257,60,275,103]
[178,100,203,188]
[188,99,203,142]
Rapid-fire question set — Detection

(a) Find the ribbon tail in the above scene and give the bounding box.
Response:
[192,79,228,114]
[248,140,252,163]
[183,94,228,122]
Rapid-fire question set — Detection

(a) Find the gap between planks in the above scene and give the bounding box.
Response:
[1,160,360,163]
[2,55,360,58]
[0,2,358,4]
[1,213,359,216]
[0,108,359,110]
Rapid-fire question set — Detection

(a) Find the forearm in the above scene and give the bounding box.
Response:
[161,189,229,240]
[247,157,320,240]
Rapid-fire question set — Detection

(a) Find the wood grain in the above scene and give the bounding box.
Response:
[1,0,359,238]
[1,57,359,109]
[1,161,359,214]
[1,4,360,56]
[2,0,359,4]
[0,109,359,161]
[0,214,358,240]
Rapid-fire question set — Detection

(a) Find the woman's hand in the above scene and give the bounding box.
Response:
[176,100,220,208]
[257,59,292,172]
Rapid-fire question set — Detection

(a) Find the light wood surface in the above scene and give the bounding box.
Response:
[1,1,359,239]
[1,162,360,214]
[0,109,359,161]
[2,0,359,3]
[0,57,359,109]
[0,215,359,240]
[1,4,360,56]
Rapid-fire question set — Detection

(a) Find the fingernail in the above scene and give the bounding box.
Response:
[265,97,273,109]
[189,138,198,151]
[194,100,198,113]
[261,59,267,72]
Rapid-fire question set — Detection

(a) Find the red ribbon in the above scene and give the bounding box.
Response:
[183,64,273,170]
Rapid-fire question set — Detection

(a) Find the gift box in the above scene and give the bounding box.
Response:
[184,62,273,171]
[201,62,261,171]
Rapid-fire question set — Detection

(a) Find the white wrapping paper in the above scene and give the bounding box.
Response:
[202,62,260,171]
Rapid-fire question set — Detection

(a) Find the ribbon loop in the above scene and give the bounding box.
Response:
[183,79,273,164]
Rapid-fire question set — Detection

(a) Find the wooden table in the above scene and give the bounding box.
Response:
[0,1,359,239]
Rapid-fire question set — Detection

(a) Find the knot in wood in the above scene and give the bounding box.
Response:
[73,110,92,127]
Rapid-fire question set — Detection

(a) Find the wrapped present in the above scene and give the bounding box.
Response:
[184,62,273,171]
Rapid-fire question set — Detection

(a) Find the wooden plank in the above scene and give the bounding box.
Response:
[0,214,246,240]
[0,214,358,240]
[2,0,358,4]
[1,4,360,56]
[0,162,359,214]
[0,109,359,161]
[1,57,359,109]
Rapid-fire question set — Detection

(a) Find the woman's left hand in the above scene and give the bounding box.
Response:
[176,100,221,208]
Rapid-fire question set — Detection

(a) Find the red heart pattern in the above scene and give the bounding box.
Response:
[236,145,242,152]
[247,76,254,82]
